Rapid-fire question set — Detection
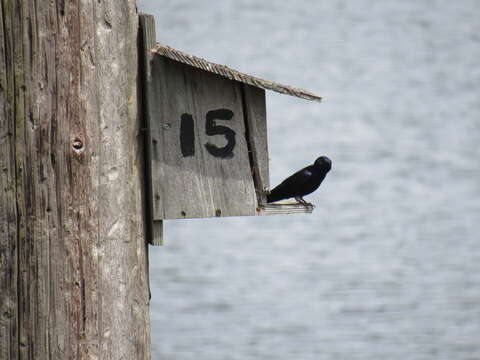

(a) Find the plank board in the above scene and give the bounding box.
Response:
[242,84,269,204]
[139,14,163,244]
[149,56,257,219]
[152,44,322,102]
[258,200,314,215]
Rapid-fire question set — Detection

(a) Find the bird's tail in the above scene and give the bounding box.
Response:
[266,190,284,203]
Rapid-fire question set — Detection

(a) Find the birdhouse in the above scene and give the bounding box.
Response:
[139,15,321,244]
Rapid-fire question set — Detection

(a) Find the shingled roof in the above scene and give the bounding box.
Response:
[151,43,322,102]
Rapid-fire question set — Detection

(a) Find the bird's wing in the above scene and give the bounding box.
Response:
[267,165,314,202]
[278,166,313,191]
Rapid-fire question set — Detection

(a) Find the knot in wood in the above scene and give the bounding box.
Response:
[72,138,84,151]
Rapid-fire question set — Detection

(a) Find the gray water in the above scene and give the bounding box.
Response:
[138,1,480,359]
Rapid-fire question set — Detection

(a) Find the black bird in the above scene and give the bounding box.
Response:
[267,156,332,206]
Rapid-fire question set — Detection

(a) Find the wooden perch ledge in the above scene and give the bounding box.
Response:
[258,200,314,215]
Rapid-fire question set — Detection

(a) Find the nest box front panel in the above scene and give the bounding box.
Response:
[149,57,257,219]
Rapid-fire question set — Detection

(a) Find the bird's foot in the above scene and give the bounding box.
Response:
[303,201,315,208]
[295,197,315,208]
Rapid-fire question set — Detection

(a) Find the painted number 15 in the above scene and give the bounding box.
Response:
[180,108,236,159]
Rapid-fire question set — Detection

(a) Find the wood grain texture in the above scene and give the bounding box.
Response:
[149,57,257,219]
[242,85,270,204]
[0,1,150,359]
[0,1,18,359]
[152,43,322,102]
[258,200,314,215]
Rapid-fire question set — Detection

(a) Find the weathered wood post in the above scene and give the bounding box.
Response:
[1,1,150,359]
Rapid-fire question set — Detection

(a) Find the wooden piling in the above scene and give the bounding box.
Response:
[0,2,150,359]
